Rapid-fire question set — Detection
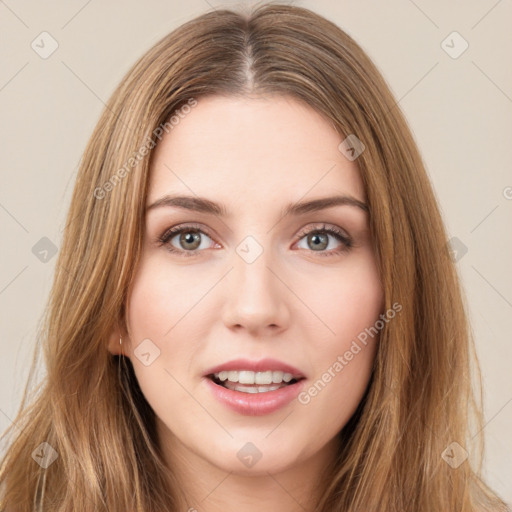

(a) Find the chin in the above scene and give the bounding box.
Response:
[201,433,309,476]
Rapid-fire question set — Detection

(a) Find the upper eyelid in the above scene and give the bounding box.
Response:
[157,223,354,260]
[159,222,351,245]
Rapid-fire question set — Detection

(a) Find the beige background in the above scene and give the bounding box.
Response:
[1,0,511,503]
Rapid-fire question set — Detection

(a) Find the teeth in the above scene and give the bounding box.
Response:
[223,381,285,393]
[272,371,284,382]
[214,370,295,384]
[227,371,238,382]
[238,371,255,384]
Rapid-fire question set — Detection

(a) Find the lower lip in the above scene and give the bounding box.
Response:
[204,377,306,416]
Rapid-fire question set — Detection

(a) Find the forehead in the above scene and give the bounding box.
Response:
[147,95,365,208]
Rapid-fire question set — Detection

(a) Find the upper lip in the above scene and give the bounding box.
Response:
[204,358,306,379]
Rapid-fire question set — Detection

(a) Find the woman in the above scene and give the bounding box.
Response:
[0,3,508,511]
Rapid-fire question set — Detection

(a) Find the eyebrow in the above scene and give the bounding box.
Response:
[146,194,369,217]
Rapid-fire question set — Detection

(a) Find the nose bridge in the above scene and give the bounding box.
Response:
[234,237,274,293]
[221,233,290,333]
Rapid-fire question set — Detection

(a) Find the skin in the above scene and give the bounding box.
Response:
[108,94,384,511]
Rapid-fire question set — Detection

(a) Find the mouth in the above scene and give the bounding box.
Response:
[207,370,304,394]
[203,358,307,414]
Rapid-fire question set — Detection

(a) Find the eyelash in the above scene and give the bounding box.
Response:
[156,223,353,258]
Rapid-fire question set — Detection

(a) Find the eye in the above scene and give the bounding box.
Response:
[156,222,353,258]
[294,223,353,257]
[157,223,218,257]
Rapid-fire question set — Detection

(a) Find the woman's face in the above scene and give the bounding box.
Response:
[115,95,383,477]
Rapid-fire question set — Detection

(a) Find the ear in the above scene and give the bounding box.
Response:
[107,329,122,356]
[106,321,130,356]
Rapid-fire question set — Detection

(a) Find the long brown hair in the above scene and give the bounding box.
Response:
[0,2,508,511]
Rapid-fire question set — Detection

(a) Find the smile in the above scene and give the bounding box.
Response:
[211,370,298,393]
[204,374,305,415]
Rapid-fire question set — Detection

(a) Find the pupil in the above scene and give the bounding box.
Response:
[310,233,327,250]
[181,231,200,249]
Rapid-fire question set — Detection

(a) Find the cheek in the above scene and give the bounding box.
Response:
[124,260,209,426]
[296,249,383,423]
[124,258,204,380]
[306,248,383,347]
[126,255,206,342]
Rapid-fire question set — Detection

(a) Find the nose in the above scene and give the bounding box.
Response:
[221,246,291,337]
